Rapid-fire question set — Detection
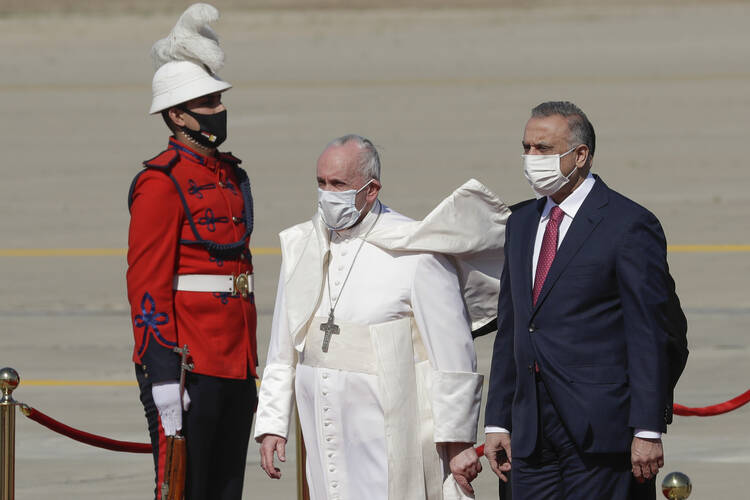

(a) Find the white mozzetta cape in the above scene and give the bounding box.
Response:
[254,179,509,500]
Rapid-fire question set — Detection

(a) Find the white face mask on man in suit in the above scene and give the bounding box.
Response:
[522,146,577,198]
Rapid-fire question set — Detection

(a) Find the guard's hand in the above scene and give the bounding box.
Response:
[182,389,191,411]
[484,432,512,482]
[631,436,664,483]
[444,442,482,496]
[152,382,189,436]
[259,434,287,479]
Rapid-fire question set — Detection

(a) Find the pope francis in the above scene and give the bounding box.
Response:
[254,135,509,500]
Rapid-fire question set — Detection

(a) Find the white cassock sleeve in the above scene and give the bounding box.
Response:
[412,253,483,444]
[253,265,297,441]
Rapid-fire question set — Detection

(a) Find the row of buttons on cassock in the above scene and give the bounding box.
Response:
[320,369,341,498]
[329,239,355,302]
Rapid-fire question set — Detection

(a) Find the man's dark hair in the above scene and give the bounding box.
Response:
[161,109,180,133]
[531,101,596,157]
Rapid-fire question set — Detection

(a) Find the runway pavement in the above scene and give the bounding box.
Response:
[1,1,748,498]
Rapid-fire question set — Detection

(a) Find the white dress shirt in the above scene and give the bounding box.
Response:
[486,174,660,439]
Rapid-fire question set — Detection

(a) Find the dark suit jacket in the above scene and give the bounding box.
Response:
[485,176,680,458]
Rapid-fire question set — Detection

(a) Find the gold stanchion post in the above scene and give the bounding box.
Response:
[295,409,309,500]
[0,367,20,500]
[661,471,692,499]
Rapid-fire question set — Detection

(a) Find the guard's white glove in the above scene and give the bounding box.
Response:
[152,382,191,436]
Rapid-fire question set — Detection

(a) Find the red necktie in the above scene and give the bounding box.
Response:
[533,206,565,305]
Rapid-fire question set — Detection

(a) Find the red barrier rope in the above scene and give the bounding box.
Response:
[22,405,152,454]
[19,389,750,457]
[673,389,750,417]
[476,390,750,457]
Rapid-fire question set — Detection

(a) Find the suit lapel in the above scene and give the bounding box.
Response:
[531,177,609,315]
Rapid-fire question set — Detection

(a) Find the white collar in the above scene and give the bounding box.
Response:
[542,173,596,220]
[331,200,382,241]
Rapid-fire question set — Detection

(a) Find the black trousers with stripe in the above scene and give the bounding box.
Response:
[136,364,257,500]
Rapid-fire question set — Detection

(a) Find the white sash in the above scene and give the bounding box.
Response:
[300,317,377,374]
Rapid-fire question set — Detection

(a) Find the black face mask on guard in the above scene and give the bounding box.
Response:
[180,108,228,148]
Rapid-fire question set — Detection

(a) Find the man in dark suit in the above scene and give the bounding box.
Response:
[484,101,684,499]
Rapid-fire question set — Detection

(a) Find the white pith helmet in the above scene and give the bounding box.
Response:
[150,61,231,114]
[148,3,231,114]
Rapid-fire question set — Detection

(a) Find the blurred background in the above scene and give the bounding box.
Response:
[1,0,748,498]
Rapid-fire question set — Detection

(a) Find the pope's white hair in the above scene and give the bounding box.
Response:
[151,3,225,74]
[326,134,382,181]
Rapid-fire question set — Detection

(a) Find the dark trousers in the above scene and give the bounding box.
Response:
[499,471,512,500]
[630,478,657,500]
[136,365,257,500]
[511,377,631,500]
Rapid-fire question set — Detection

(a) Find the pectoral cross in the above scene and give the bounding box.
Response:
[320,310,340,353]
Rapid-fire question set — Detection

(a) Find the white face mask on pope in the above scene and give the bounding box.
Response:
[522,146,578,198]
[317,179,374,231]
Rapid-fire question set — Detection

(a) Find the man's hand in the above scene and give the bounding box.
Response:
[259,434,287,479]
[484,432,512,482]
[631,436,664,483]
[443,442,482,496]
[151,382,191,436]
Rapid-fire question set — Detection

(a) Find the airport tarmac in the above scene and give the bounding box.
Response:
[1,1,748,498]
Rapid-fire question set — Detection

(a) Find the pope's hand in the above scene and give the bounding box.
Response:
[259,434,287,479]
[484,432,512,482]
[631,436,664,483]
[444,442,482,495]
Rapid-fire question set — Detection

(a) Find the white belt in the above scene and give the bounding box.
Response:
[173,273,254,298]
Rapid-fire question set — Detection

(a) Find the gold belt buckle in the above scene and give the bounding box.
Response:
[233,272,250,298]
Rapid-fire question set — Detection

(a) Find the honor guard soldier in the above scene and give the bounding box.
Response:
[126,5,257,499]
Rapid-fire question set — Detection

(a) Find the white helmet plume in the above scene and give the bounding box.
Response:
[151,3,225,74]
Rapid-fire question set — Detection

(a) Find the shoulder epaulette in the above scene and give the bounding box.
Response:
[217,151,242,165]
[143,149,180,170]
[129,150,180,212]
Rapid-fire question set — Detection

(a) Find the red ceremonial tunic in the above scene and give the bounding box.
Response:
[127,137,257,383]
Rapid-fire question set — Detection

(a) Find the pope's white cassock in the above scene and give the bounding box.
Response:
[254,179,509,500]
